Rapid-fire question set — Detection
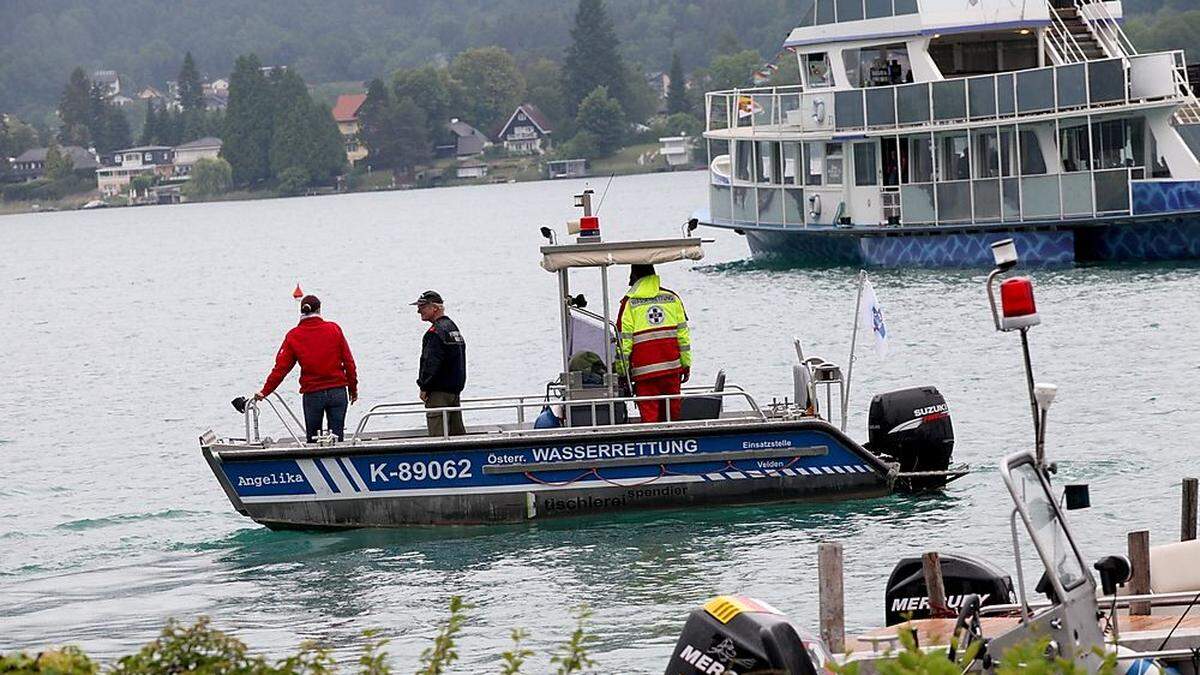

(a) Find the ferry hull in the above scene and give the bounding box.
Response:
[727,215,1200,267]
[203,420,893,529]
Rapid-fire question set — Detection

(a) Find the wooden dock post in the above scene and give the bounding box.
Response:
[922,551,948,617]
[1182,478,1198,542]
[1128,530,1151,616]
[818,542,845,653]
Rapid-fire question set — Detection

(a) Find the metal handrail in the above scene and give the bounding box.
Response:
[350,385,765,441]
[1074,0,1137,59]
[243,393,306,445]
[1048,6,1088,64]
[979,589,1200,616]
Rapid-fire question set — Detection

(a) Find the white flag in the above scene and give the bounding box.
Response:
[858,277,889,359]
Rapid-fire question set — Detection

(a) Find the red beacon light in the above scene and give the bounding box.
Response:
[579,215,600,238]
[998,276,1040,330]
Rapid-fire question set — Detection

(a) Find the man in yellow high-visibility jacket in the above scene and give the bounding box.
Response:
[615,264,691,423]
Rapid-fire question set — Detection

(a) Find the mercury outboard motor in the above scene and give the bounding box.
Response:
[665,596,831,675]
[868,386,954,482]
[884,553,1016,626]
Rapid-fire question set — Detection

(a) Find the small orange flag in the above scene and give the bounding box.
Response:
[292,284,303,300]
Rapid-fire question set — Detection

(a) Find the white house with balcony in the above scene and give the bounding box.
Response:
[173,137,223,178]
[495,104,553,155]
[96,146,174,197]
[659,135,696,168]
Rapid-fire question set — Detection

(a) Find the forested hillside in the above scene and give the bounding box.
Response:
[0,0,798,122]
[0,0,1194,124]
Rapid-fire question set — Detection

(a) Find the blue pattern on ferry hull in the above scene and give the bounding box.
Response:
[859,231,1074,267]
[1077,216,1200,261]
[745,228,1074,267]
[1132,181,1200,216]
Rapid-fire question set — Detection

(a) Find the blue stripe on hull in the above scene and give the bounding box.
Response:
[1076,216,1200,261]
[745,228,1075,268]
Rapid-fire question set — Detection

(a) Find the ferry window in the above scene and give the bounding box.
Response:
[849,44,911,87]
[1018,128,1047,175]
[825,143,845,185]
[866,0,892,19]
[854,142,878,186]
[972,129,1000,178]
[757,141,781,184]
[1059,122,1091,172]
[783,143,800,185]
[806,53,833,88]
[893,0,917,14]
[1092,118,1145,170]
[735,140,753,182]
[816,0,836,24]
[836,0,863,22]
[804,143,824,186]
[999,126,1016,177]
[940,133,971,181]
[902,135,934,183]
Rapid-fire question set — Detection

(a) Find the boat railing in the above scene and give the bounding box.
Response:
[1075,0,1138,61]
[348,385,766,442]
[1046,5,1089,65]
[705,51,1190,136]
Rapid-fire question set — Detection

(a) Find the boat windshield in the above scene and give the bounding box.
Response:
[1010,461,1088,592]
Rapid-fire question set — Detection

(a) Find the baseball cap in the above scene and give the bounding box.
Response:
[410,290,444,306]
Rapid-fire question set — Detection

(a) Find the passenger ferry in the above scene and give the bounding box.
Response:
[698,0,1200,266]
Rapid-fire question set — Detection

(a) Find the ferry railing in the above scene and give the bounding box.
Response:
[705,51,1191,138]
[350,385,766,442]
[1047,6,1089,64]
[1074,0,1137,60]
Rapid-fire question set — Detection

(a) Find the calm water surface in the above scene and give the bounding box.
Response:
[2,171,1198,671]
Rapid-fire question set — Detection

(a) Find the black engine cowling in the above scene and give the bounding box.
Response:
[664,596,831,675]
[884,553,1016,626]
[867,386,954,475]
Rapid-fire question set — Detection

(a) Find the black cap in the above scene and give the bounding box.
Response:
[410,290,444,306]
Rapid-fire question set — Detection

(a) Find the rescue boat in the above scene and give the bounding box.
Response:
[199,192,966,529]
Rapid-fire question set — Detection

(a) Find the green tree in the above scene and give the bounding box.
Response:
[177,51,204,112]
[58,67,92,146]
[275,166,310,196]
[139,103,161,145]
[667,52,691,116]
[358,78,401,169]
[222,54,274,186]
[268,69,344,185]
[450,47,525,133]
[563,0,628,119]
[86,82,131,154]
[392,96,432,171]
[574,85,625,157]
[44,142,74,180]
[308,101,347,182]
[182,157,232,198]
[393,65,462,146]
[3,117,38,157]
[129,173,156,197]
[708,49,763,91]
[523,58,567,132]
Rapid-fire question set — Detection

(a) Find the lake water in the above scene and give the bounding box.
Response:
[2,171,1198,671]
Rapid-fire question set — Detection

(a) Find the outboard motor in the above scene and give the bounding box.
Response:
[884,553,1016,626]
[867,386,954,476]
[665,596,832,675]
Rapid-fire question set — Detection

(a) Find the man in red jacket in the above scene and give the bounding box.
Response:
[256,295,358,442]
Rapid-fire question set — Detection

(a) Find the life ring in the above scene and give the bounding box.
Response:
[808,193,822,219]
[812,99,827,125]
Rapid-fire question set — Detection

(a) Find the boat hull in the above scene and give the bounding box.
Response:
[203,420,893,529]
[702,212,1200,268]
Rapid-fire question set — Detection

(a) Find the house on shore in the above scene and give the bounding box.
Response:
[545,158,588,179]
[456,159,488,179]
[173,137,223,177]
[10,146,99,182]
[96,146,174,197]
[332,94,368,166]
[495,104,552,155]
[93,70,122,97]
[658,135,695,169]
[438,119,490,158]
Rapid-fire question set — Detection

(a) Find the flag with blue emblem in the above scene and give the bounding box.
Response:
[858,276,889,359]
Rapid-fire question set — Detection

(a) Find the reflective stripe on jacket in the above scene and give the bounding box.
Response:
[615,275,691,381]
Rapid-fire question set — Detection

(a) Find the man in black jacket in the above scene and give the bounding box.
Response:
[412,290,467,436]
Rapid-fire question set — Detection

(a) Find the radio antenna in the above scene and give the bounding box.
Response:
[595,172,616,215]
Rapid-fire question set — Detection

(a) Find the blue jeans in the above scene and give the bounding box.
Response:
[302,387,348,442]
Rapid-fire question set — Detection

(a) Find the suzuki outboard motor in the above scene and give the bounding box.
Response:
[884,553,1016,626]
[665,596,831,675]
[868,386,954,477]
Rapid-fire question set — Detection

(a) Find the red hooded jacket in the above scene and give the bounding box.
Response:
[261,316,358,397]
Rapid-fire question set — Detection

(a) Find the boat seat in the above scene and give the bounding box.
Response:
[678,370,726,421]
[1149,539,1200,593]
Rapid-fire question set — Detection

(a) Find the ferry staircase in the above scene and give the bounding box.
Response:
[1046,0,1200,126]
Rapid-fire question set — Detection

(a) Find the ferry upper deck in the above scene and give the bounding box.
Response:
[701,0,1200,255]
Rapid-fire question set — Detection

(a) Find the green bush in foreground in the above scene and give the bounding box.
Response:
[1,600,1123,675]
